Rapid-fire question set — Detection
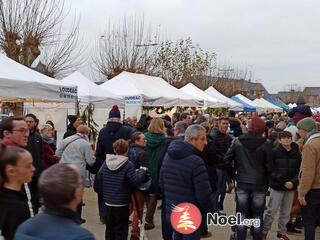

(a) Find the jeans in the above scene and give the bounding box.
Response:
[216,169,227,207]
[263,188,295,234]
[98,193,107,218]
[235,182,267,240]
[301,203,320,240]
[105,205,129,240]
[161,198,173,240]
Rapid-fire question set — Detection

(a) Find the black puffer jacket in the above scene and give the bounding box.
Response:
[224,132,273,185]
[269,143,301,191]
[208,129,233,169]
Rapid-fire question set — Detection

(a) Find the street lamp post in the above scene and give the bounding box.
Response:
[136,43,158,71]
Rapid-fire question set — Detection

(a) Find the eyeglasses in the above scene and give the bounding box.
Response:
[12,128,30,134]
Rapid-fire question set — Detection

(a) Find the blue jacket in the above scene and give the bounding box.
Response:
[98,154,146,206]
[159,140,214,213]
[14,208,95,240]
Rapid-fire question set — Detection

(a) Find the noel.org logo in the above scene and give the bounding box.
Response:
[170,202,202,234]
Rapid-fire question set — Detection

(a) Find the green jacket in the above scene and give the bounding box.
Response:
[144,132,167,192]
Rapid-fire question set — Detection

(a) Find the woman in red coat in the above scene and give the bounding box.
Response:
[40,124,59,168]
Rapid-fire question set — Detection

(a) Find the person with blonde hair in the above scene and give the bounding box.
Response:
[56,124,95,223]
[40,124,59,168]
[144,117,167,230]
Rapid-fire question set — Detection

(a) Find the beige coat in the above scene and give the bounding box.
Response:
[298,133,320,197]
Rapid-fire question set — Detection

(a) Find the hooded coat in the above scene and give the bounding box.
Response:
[224,132,273,185]
[144,132,167,192]
[159,140,214,213]
[98,154,146,206]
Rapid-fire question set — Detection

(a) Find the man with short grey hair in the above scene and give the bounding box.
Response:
[14,164,95,240]
[160,125,213,240]
[173,121,186,138]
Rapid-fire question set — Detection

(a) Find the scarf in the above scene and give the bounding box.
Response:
[41,134,55,145]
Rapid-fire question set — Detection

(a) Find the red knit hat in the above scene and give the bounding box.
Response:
[248,116,266,134]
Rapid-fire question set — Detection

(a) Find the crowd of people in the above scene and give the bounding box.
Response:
[0,96,320,240]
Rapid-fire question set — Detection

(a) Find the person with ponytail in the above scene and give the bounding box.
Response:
[0,146,35,240]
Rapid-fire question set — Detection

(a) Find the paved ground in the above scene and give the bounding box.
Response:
[82,188,317,239]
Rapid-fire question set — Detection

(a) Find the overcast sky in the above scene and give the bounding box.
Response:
[68,0,320,94]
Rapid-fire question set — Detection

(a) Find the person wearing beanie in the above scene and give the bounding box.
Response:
[92,105,134,223]
[288,95,312,124]
[224,115,272,240]
[296,117,320,240]
[63,115,81,139]
[108,105,121,120]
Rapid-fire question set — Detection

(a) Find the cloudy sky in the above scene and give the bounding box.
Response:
[68,0,320,93]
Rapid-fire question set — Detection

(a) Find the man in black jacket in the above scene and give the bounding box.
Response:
[25,113,43,213]
[206,117,233,212]
[224,116,272,240]
[93,105,133,223]
[262,131,301,240]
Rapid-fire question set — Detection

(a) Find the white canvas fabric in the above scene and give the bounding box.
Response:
[99,71,203,107]
[253,98,283,112]
[180,83,227,108]
[205,86,243,111]
[0,54,77,102]
[61,71,123,107]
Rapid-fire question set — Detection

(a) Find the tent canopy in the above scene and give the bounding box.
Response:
[232,94,265,113]
[205,86,243,111]
[0,54,77,102]
[231,96,256,112]
[180,83,227,108]
[100,71,203,107]
[264,96,289,111]
[253,98,283,113]
[61,71,123,107]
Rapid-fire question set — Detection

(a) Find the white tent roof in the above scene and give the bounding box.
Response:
[100,71,203,107]
[234,94,265,113]
[253,98,283,113]
[180,83,227,108]
[61,72,123,107]
[288,103,297,108]
[0,53,77,102]
[205,86,243,111]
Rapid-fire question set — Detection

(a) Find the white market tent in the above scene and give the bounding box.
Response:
[288,103,297,108]
[100,71,203,107]
[180,83,227,108]
[253,98,283,113]
[233,94,265,113]
[205,86,243,111]
[0,53,77,102]
[61,71,123,107]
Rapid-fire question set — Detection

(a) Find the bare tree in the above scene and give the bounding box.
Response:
[0,0,83,77]
[154,37,216,89]
[94,16,159,80]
